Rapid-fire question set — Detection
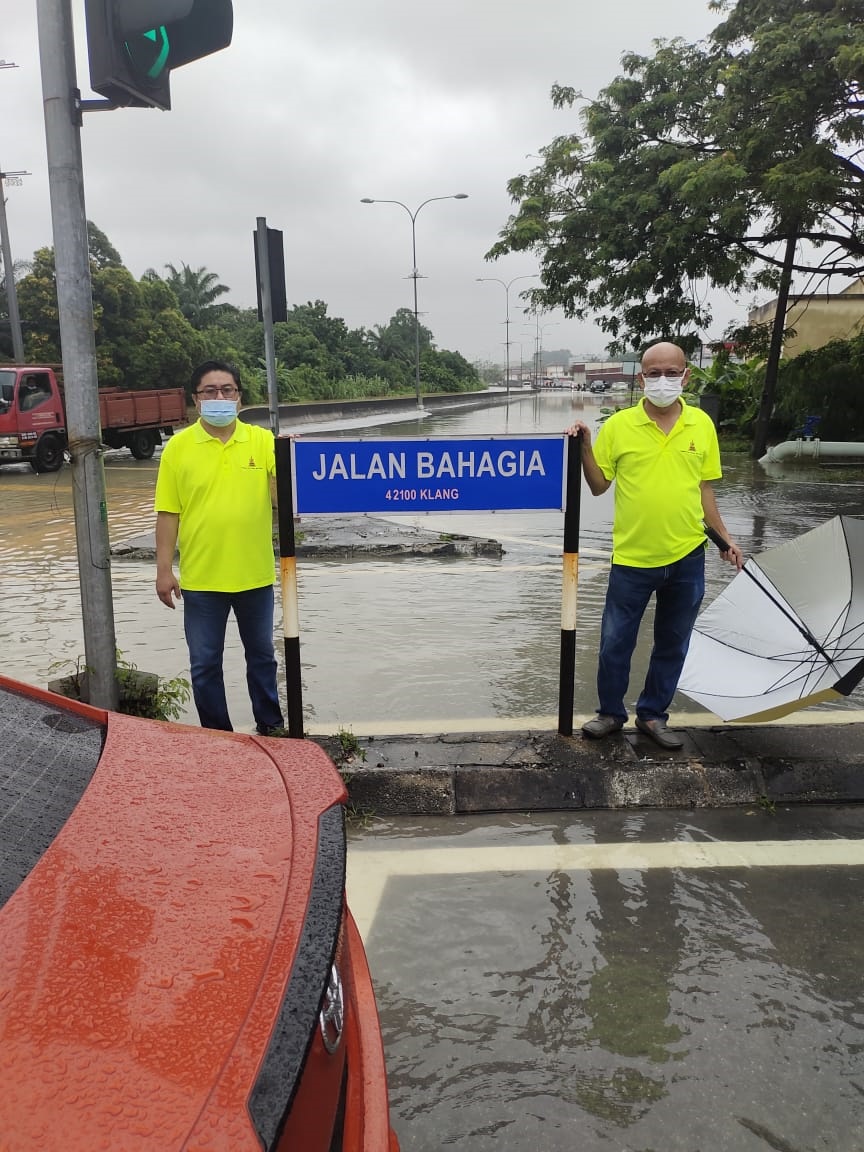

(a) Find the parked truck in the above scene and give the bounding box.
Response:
[0,365,189,473]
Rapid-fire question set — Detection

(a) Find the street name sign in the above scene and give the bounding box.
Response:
[292,436,566,514]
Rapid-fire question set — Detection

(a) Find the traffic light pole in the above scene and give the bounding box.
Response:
[255,217,280,438]
[36,0,119,709]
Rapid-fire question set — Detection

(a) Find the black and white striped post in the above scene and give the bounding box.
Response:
[558,432,582,736]
[275,436,304,738]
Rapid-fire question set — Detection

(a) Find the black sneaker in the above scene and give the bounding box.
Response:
[256,724,290,738]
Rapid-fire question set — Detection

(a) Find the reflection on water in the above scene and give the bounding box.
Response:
[366,809,864,1150]
[2,393,864,731]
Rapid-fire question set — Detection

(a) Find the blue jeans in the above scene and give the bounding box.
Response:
[596,546,705,724]
[182,586,283,733]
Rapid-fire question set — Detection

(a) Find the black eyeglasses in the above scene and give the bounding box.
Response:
[642,369,687,381]
[196,385,239,399]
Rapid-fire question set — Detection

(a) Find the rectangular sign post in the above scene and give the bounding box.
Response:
[292,436,566,515]
[558,433,582,736]
[289,434,582,740]
[275,436,303,738]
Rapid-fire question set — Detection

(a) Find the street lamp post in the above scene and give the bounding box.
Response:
[0,166,30,363]
[476,274,536,398]
[0,60,27,363]
[523,314,559,387]
[361,193,468,412]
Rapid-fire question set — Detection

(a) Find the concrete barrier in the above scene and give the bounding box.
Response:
[239,390,529,428]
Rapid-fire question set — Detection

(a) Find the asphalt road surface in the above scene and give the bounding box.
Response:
[348,804,864,1152]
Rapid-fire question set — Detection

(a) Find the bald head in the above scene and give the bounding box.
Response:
[640,342,687,376]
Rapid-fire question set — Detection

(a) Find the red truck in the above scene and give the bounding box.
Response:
[0,365,189,473]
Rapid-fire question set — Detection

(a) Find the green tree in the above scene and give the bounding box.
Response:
[688,351,766,433]
[0,254,32,361]
[489,0,864,454]
[163,263,234,329]
[775,333,864,440]
[10,230,480,401]
[419,348,479,394]
[87,221,123,270]
[14,247,61,362]
[373,307,433,368]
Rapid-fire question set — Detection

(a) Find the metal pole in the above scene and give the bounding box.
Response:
[275,436,303,737]
[479,275,536,397]
[37,0,118,709]
[255,217,280,438]
[535,312,541,386]
[0,172,25,362]
[558,433,582,736]
[504,284,511,399]
[410,212,422,412]
[362,194,467,413]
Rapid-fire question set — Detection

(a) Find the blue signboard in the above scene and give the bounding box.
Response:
[292,437,566,514]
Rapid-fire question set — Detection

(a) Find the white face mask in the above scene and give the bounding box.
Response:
[643,375,683,408]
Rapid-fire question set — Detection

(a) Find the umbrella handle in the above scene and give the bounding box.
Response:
[704,524,732,553]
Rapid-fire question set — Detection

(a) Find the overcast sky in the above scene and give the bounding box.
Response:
[3,1,753,365]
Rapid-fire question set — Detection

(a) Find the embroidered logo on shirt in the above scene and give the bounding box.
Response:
[688,440,696,452]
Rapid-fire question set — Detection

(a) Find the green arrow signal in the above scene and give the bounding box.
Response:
[123,25,171,81]
[143,27,171,78]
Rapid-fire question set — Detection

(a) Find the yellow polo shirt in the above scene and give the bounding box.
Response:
[154,419,277,592]
[592,397,721,567]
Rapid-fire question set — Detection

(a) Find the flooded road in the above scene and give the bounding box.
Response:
[2,391,864,732]
[349,803,864,1150]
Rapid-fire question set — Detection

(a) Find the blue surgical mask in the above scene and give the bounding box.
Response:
[199,399,238,427]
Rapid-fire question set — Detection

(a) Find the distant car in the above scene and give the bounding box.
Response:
[589,380,607,393]
[0,674,400,1152]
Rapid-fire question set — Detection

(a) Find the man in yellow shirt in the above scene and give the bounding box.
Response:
[568,342,743,749]
[155,360,285,736]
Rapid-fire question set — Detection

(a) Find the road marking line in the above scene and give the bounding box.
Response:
[310,709,864,737]
[346,838,864,939]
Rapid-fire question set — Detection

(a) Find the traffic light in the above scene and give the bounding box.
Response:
[85,0,233,111]
[254,226,288,325]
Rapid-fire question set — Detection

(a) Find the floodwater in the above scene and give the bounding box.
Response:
[351,805,864,1151]
[3,391,864,732]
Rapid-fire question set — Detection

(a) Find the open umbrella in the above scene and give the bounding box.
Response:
[679,516,864,722]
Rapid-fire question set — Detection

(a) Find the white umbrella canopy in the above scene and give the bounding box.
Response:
[679,516,864,722]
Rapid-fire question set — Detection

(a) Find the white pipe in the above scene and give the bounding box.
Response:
[759,439,864,465]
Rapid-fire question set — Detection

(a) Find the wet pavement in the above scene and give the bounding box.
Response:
[348,805,864,1151]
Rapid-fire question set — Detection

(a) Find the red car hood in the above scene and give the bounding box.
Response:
[0,687,346,1149]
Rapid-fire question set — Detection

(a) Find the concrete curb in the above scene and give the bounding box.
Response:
[313,723,864,815]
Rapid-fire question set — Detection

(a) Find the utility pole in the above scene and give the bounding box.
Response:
[0,166,28,363]
[0,61,27,363]
[476,274,536,398]
[36,0,119,708]
[255,217,280,438]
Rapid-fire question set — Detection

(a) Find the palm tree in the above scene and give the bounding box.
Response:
[164,262,234,329]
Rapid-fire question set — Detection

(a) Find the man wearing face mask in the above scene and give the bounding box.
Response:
[154,359,286,737]
[566,341,743,749]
